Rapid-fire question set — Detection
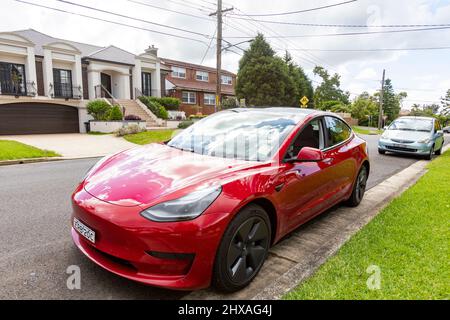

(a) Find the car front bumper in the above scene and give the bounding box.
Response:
[71,186,230,290]
[378,139,433,156]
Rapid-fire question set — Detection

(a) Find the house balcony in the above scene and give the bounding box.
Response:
[0,80,36,97]
[51,83,82,100]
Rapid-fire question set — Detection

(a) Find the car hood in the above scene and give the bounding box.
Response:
[83,143,262,207]
[384,130,431,142]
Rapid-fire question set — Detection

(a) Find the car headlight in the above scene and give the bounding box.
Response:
[381,133,389,140]
[417,138,432,144]
[140,186,222,222]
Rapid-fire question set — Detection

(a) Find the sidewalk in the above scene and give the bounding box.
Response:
[0,134,136,159]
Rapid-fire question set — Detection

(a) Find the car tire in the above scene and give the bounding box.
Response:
[425,146,434,160]
[378,149,386,155]
[212,204,271,292]
[346,165,368,207]
[435,144,443,156]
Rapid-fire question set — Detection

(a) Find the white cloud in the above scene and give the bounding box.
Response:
[1,0,449,106]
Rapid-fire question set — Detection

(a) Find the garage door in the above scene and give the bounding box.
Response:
[0,103,79,135]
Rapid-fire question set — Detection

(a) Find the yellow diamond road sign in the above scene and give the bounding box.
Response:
[300,96,309,107]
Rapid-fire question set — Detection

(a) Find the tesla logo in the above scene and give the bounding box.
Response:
[366,265,381,290]
[66,265,81,290]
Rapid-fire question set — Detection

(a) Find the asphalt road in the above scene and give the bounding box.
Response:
[0,134,447,299]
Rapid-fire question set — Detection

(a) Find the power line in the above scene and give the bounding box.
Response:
[55,0,211,38]
[165,0,213,13]
[201,26,217,64]
[127,0,214,22]
[285,46,450,52]
[14,0,209,45]
[224,26,450,38]
[227,7,337,70]
[230,0,357,17]
[226,17,450,29]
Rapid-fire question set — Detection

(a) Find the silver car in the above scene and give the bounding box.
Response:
[378,116,445,160]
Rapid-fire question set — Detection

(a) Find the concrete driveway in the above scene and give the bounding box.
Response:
[0,134,137,158]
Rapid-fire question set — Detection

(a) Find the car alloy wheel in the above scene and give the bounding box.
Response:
[213,204,271,292]
[355,167,367,204]
[347,166,368,207]
[226,217,269,284]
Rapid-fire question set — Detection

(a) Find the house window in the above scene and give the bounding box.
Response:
[182,91,196,104]
[221,75,232,85]
[204,93,215,105]
[0,62,27,95]
[196,71,209,82]
[172,66,186,79]
[53,69,73,98]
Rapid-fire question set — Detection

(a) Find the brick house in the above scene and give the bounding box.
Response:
[161,58,236,117]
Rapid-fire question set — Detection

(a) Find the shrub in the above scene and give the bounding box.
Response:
[108,105,123,121]
[139,96,168,120]
[115,124,145,137]
[158,97,180,111]
[178,120,194,129]
[87,100,111,121]
[189,114,208,120]
[124,114,142,121]
[222,97,239,109]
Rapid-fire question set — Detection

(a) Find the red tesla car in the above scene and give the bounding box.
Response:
[71,108,369,292]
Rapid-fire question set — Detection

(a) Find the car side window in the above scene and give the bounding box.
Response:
[324,117,351,148]
[285,119,324,159]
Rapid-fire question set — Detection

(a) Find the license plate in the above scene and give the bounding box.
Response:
[394,144,408,148]
[74,218,95,243]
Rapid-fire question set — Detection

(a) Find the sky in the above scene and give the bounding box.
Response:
[1,0,450,108]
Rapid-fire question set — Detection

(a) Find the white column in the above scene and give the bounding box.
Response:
[42,49,54,98]
[152,60,161,97]
[73,54,83,99]
[25,47,37,92]
[122,73,131,100]
[114,73,130,99]
[87,69,100,100]
[132,59,142,99]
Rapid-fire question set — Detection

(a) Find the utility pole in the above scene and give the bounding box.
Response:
[210,0,233,113]
[378,69,386,130]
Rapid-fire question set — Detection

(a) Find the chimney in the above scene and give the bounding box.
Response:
[145,45,158,56]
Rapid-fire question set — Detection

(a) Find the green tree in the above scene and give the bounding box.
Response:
[313,66,350,110]
[441,89,450,118]
[236,34,295,106]
[378,79,407,122]
[350,92,379,126]
[284,52,314,107]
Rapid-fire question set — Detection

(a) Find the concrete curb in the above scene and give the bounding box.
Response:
[0,155,102,166]
[185,145,449,300]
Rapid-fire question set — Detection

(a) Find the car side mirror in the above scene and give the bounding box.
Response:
[383,126,388,130]
[287,147,324,163]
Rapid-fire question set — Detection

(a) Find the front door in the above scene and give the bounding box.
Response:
[142,72,152,96]
[100,73,112,98]
[274,118,334,234]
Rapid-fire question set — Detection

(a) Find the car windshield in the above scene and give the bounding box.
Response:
[388,118,433,132]
[168,110,306,161]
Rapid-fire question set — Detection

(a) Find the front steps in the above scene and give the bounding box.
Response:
[117,99,160,127]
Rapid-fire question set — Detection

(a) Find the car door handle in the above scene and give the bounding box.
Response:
[322,157,334,164]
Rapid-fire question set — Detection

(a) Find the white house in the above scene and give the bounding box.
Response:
[0,29,163,134]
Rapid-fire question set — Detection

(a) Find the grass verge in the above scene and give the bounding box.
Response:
[285,150,450,300]
[0,140,60,161]
[123,130,176,145]
[352,126,382,135]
